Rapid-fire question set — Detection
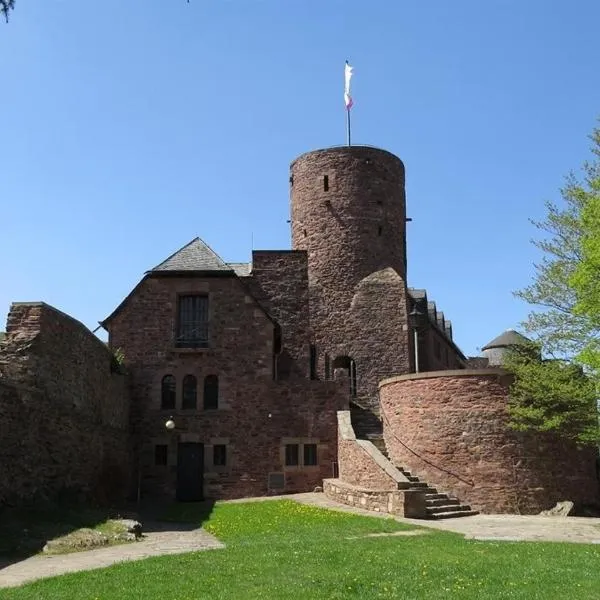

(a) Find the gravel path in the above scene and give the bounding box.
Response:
[289,492,600,544]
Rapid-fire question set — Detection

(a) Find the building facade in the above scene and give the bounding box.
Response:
[3,143,596,514]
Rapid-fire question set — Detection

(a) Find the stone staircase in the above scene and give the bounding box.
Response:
[349,402,478,520]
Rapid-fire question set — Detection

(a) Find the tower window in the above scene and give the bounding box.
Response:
[323,175,329,192]
[310,344,317,380]
[303,229,307,238]
[378,226,383,236]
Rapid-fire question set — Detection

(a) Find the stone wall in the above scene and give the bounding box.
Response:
[247,250,311,379]
[290,146,411,406]
[105,273,348,500]
[323,480,426,518]
[337,411,408,490]
[379,370,600,514]
[324,411,426,518]
[137,378,346,500]
[0,303,131,507]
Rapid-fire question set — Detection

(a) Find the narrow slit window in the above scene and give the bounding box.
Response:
[323,175,329,191]
[378,226,383,236]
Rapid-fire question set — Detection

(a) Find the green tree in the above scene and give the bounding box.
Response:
[508,124,600,444]
[503,342,599,445]
[1,0,14,23]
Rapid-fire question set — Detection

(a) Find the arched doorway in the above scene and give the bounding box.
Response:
[332,356,357,397]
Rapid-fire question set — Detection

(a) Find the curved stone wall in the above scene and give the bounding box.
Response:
[379,370,599,514]
[290,146,411,403]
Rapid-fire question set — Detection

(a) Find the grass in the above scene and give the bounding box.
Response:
[2,500,600,599]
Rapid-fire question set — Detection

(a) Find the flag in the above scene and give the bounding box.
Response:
[344,60,354,110]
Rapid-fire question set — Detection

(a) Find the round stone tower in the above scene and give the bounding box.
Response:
[290,145,411,405]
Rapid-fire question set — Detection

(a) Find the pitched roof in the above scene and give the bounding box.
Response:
[228,262,251,277]
[149,238,233,273]
[482,329,531,351]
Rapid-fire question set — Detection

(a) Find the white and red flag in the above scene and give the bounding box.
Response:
[344,60,354,110]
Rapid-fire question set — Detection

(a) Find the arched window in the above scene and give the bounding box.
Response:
[161,375,176,410]
[332,356,357,397]
[204,375,219,410]
[182,375,197,410]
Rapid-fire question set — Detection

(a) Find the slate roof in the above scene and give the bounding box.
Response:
[481,329,531,351]
[149,238,233,273]
[228,262,251,277]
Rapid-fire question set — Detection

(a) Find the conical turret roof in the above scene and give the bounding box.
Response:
[481,329,531,351]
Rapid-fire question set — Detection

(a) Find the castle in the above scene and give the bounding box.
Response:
[1,145,597,517]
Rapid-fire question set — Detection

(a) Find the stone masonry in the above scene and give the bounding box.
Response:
[0,303,131,507]
[379,371,600,514]
[2,143,596,513]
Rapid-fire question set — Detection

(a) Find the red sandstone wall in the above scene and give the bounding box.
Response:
[0,303,131,507]
[290,147,411,405]
[380,371,600,514]
[247,250,311,379]
[106,274,347,500]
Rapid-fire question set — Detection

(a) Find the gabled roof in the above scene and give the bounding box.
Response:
[101,239,274,329]
[482,329,530,351]
[149,238,233,273]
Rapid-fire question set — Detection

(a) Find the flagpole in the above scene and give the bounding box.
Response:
[346,107,351,147]
[344,60,353,147]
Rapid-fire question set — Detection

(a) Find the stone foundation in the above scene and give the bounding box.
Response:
[323,479,426,518]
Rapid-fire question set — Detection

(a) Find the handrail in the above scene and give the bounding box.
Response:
[379,401,475,487]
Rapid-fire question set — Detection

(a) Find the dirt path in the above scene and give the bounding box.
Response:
[0,522,224,589]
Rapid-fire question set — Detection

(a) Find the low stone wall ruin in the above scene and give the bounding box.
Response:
[0,302,131,508]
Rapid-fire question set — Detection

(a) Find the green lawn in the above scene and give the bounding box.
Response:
[2,500,600,599]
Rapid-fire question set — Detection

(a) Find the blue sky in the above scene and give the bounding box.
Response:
[2,0,599,356]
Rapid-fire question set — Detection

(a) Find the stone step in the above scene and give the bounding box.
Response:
[425,493,447,500]
[427,504,472,515]
[426,497,458,507]
[426,509,479,520]
[406,481,429,488]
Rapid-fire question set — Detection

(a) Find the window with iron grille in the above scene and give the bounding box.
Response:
[182,374,197,410]
[176,295,209,348]
[203,374,219,410]
[213,444,227,466]
[161,375,176,410]
[285,444,299,466]
[303,443,318,466]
